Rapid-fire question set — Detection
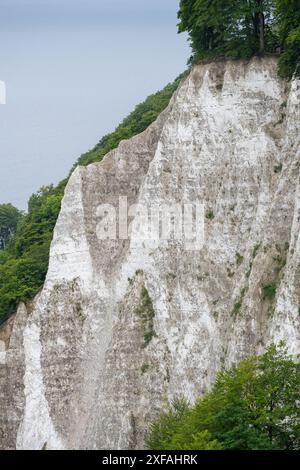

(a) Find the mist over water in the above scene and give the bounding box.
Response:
[0,0,189,209]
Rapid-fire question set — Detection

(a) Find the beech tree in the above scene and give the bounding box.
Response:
[178,0,300,78]
[146,344,300,450]
[178,0,276,61]
[276,0,300,77]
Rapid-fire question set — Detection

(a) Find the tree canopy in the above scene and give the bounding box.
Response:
[178,0,300,78]
[276,0,300,78]
[0,204,23,250]
[146,344,300,450]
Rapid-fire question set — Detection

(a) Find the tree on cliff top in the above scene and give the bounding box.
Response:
[0,204,23,250]
[276,0,300,78]
[178,0,299,78]
[178,0,277,61]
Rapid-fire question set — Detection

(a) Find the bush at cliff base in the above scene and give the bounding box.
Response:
[146,344,300,450]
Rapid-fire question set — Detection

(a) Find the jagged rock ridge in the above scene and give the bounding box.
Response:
[0,57,299,449]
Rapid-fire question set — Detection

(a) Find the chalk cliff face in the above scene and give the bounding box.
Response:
[0,57,299,450]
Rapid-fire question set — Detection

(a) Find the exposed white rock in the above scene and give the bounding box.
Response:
[1,57,299,450]
[17,321,63,450]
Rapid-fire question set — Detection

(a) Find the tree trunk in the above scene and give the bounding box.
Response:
[258,11,265,53]
[255,0,265,54]
[208,28,213,51]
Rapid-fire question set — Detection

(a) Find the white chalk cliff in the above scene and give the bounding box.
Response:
[0,57,299,449]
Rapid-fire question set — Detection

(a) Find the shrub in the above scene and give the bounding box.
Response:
[146,344,300,450]
[263,283,277,300]
[135,287,156,347]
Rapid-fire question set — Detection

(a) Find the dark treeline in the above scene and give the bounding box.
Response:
[146,345,300,450]
[178,0,300,78]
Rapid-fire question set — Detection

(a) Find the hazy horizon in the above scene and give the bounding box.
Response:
[0,0,189,210]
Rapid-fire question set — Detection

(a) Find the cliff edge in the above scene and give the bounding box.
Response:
[0,57,299,450]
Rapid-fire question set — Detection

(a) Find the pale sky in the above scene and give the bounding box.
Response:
[0,0,189,209]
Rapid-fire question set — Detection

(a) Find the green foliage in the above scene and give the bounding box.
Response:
[236,252,244,266]
[231,287,247,318]
[178,0,299,78]
[178,0,278,63]
[206,210,215,220]
[141,362,151,375]
[280,26,300,78]
[0,76,183,321]
[146,344,300,450]
[274,163,283,173]
[263,282,277,300]
[232,301,242,318]
[146,397,191,450]
[135,286,156,347]
[0,186,64,319]
[0,204,23,250]
[170,430,223,450]
[276,0,300,78]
